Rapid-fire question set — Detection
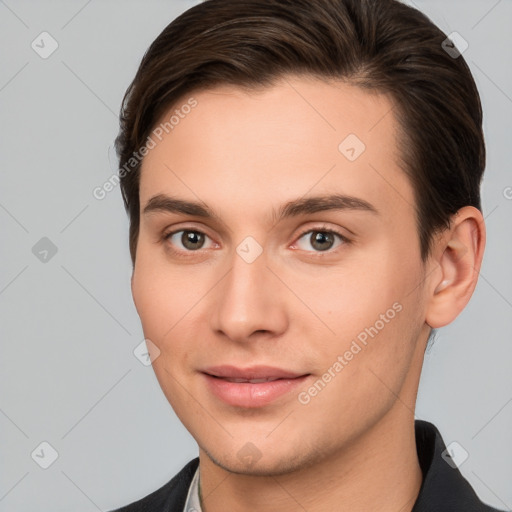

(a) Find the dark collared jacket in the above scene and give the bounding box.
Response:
[110,420,505,511]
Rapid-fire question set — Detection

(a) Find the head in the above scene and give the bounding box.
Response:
[116,0,485,476]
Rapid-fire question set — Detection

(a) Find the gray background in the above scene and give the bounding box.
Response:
[0,1,511,510]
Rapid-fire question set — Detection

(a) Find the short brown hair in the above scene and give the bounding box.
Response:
[115,0,485,264]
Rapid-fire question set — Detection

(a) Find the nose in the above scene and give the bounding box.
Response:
[210,244,289,344]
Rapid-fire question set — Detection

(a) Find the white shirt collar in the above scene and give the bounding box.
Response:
[183,466,202,512]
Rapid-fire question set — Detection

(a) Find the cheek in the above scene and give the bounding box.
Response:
[293,260,395,331]
[132,242,199,331]
[131,248,215,382]
[132,264,166,337]
[131,258,199,410]
[297,248,424,371]
[131,253,187,356]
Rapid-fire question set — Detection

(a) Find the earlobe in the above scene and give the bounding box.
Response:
[425,207,485,328]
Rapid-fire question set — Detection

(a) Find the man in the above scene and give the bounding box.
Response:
[110,0,502,510]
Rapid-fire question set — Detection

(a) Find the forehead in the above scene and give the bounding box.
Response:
[139,75,414,222]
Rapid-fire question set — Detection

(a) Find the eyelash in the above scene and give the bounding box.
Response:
[161,225,350,258]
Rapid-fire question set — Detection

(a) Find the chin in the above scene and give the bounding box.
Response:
[202,444,319,477]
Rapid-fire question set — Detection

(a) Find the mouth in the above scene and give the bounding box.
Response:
[201,365,311,408]
[211,376,285,383]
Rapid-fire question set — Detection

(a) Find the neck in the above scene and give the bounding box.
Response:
[198,406,423,512]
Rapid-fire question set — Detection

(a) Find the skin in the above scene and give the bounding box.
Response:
[132,74,485,512]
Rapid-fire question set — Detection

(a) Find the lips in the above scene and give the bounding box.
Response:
[202,365,306,380]
[221,377,281,383]
[201,365,310,408]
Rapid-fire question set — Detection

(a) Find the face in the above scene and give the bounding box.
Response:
[132,75,432,476]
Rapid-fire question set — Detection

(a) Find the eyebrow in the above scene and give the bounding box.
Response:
[142,193,378,223]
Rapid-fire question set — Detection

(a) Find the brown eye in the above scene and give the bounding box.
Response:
[166,230,210,251]
[182,231,205,250]
[309,232,335,251]
[295,229,347,253]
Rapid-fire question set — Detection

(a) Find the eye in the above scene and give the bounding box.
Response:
[165,230,215,252]
[294,228,347,253]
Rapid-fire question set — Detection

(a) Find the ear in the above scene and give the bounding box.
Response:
[425,206,486,328]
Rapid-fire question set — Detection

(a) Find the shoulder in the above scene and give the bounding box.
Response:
[413,420,504,512]
[108,458,199,512]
